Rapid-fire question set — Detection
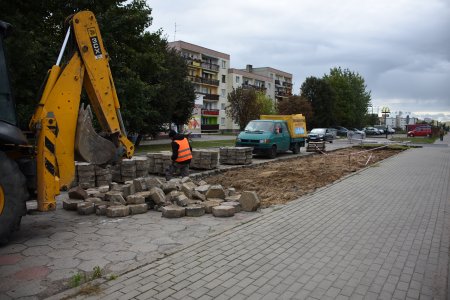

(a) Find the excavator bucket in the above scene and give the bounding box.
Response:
[75,104,117,165]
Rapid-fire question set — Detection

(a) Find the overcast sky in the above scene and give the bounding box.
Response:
[147,0,450,122]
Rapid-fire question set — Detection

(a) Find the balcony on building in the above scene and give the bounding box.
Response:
[188,75,220,86]
[275,91,290,97]
[202,93,220,101]
[201,109,220,116]
[242,83,267,92]
[275,79,281,85]
[201,61,219,72]
[282,81,293,88]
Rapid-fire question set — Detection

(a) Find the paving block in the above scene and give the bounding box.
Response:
[149,187,166,205]
[221,201,241,213]
[195,184,210,194]
[161,205,186,218]
[212,205,235,217]
[77,202,95,215]
[68,186,88,200]
[203,200,224,214]
[205,185,226,199]
[128,204,148,215]
[126,194,145,205]
[105,191,126,205]
[106,205,130,218]
[63,199,83,211]
[95,204,107,215]
[239,191,260,212]
[175,194,190,207]
[185,205,205,217]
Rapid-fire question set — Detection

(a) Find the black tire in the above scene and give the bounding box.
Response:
[268,145,277,159]
[0,152,28,245]
[292,143,300,154]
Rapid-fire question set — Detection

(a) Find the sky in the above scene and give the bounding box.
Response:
[146,0,450,122]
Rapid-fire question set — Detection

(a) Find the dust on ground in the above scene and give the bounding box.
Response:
[205,147,403,208]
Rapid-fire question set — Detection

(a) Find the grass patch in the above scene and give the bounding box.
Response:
[135,139,236,153]
[390,137,437,144]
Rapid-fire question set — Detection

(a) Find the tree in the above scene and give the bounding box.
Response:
[323,67,371,128]
[276,95,314,129]
[226,87,260,130]
[256,92,276,115]
[0,0,194,137]
[300,77,335,128]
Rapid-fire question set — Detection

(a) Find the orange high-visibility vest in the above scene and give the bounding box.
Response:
[174,138,192,162]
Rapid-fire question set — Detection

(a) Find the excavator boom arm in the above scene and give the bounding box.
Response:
[30,11,134,211]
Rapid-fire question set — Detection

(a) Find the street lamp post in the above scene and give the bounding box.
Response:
[381,106,390,138]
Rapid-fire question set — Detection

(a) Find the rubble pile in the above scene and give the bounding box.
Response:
[191,149,219,170]
[64,176,260,219]
[219,147,253,165]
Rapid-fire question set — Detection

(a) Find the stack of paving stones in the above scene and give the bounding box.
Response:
[146,152,172,175]
[64,176,261,219]
[94,165,112,187]
[219,147,253,165]
[191,149,219,170]
[120,159,136,182]
[75,162,96,188]
[134,156,150,177]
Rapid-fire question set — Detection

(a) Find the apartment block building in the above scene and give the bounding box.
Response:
[168,41,230,133]
[250,67,293,103]
[169,41,294,133]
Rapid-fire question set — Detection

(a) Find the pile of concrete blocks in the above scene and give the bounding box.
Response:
[64,176,261,219]
[146,152,172,175]
[219,147,253,165]
[191,149,219,170]
[94,165,112,187]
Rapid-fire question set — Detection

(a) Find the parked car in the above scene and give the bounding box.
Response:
[374,125,386,134]
[408,125,432,137]
[364,127,381,135]
[333,126,349,137]
[386,126,395,134]
[307,128,334,143]
[350,128,366,139]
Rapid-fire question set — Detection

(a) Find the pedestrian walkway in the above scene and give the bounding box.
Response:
[52,138,450,299]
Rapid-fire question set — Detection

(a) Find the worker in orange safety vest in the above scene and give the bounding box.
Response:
[165,130,192,180]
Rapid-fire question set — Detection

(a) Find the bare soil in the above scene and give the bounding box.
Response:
[205,147,403,208]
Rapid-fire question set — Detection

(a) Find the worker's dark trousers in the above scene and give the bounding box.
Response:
[165,162,190,180]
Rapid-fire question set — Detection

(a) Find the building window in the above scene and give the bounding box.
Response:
[268,83,271,89]
[221,89,226,97]
[222,75,226,83]
[236,76,240,83]
[221,103,225,110]
[221,118,225,125]
[222,60,226,69]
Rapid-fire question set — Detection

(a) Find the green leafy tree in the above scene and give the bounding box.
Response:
[276,95,314,129]
[226,87,260,130]
[256,92,276,115]
[300,77,335,128]
[323,67,371,128]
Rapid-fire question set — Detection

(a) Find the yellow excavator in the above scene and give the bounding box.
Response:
[0,11,135,243]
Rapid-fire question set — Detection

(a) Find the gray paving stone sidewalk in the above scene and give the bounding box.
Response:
[51,141,450,299]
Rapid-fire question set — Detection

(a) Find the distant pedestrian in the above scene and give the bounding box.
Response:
[165,130,192,180]
[439,127,445,141]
